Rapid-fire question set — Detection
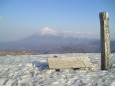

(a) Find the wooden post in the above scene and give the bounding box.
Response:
[99,12,111,70]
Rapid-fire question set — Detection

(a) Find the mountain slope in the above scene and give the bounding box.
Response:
[0,28,114,54]
[0,33,99,53]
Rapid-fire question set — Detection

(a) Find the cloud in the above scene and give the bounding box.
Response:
[39,27,99,39]
[61,30,99,39]
[40,27,58,35]
[62,31,82,37]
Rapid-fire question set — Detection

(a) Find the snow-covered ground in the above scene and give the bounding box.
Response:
[0,53,115,86]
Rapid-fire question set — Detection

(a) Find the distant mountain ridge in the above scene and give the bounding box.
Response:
[0,28,115,54]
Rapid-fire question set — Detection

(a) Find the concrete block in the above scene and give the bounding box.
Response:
[48,57,91,69]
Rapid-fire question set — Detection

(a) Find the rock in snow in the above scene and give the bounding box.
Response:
[0,53,115,86]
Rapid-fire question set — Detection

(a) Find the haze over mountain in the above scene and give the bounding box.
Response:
[0,27,115,54]
[38,27,99,39]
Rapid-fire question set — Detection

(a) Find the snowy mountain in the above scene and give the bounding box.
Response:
[0,28,115,54]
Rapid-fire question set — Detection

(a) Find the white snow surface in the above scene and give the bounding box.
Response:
[0,53,115,86]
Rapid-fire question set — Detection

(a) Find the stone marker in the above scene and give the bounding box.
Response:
[48,57,91,70]
[99,12,111,70]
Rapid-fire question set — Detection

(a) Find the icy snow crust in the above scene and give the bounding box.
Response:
[0,53,115,86]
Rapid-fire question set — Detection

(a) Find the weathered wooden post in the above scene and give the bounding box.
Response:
[99,12,111,70]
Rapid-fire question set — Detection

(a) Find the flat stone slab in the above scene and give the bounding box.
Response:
[48,57,91,69]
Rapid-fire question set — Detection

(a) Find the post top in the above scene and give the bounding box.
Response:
[99,12,109,19]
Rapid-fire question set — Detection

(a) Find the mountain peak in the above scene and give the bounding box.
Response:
[40,27,58,36]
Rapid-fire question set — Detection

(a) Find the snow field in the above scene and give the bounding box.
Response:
[0,53,115,86]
